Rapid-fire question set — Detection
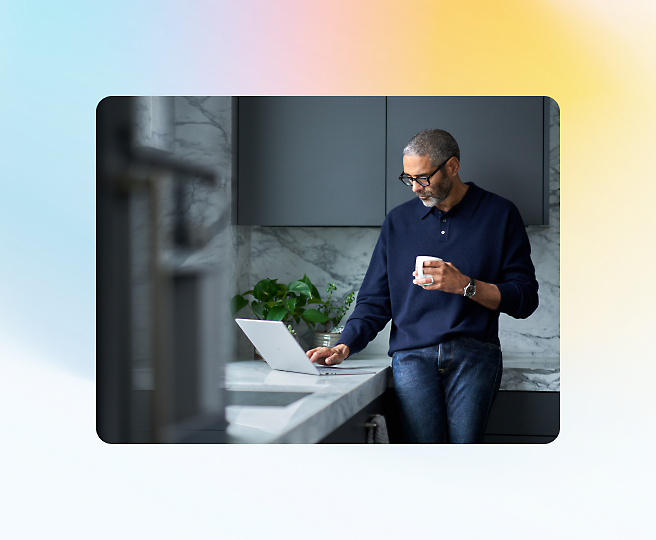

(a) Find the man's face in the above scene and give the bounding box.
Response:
[402,154,453,208]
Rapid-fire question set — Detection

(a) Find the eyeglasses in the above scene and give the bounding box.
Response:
[398,155,454,187]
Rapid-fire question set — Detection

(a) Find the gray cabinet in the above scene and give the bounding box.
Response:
[319,388,559,444]
[319,392,389,444]
[238,97,549,226]
[386,96,549,225]
[238,97,386,226]
[483,390,560,443]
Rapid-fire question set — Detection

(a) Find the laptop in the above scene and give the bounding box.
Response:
[235,319,376,376]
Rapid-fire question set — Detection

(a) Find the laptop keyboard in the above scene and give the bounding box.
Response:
[316,366,376,375]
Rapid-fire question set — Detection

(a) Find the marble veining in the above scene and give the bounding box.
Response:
[500,368,560,392]
[133,96,175,152]
[249,226,380,348]
[173,97,233,181]
[250,227,380,294]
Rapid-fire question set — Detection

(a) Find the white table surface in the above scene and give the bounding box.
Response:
[225,355,391,444]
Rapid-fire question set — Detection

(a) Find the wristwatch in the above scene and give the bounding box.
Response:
[464,276,476,298]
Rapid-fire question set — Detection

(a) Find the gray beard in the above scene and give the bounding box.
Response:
[419,178,452,207]
[420,196,440,207]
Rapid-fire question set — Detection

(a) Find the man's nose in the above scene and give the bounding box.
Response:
[412,180,424,193]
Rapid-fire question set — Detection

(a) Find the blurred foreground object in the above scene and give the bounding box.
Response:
[97,97,228,443]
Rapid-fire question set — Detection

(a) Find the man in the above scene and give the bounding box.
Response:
[306,129,539,443]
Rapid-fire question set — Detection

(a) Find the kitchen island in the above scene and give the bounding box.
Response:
[225,353,559,444]
[225,355,391,443]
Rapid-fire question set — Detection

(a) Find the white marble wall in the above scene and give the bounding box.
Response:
[250,227,382,352]
[133,96,175,152]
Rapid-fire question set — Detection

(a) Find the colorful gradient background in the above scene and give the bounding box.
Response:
[1,0,655,537]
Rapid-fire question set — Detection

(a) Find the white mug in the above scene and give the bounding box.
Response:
[416,256,443,277]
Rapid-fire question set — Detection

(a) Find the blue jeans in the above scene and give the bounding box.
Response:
[392,338,503,443]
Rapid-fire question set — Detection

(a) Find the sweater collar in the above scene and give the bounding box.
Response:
[417,181,482,220]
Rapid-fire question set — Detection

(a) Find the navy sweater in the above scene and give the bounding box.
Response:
[338,182,539,356]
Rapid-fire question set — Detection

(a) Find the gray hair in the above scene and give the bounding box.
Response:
[403,129,460,167]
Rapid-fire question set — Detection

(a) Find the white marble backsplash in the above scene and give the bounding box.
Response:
[136,97,560,365]
[249,226,381,349]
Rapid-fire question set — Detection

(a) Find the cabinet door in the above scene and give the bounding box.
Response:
[386,97,549,225]
[238,97,386,226]
[484,390,560,443]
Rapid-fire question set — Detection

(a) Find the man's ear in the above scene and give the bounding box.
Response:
[445,156,460,176]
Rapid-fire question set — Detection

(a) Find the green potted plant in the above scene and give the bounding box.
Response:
[230,274,331,358]
[311,283,356,349]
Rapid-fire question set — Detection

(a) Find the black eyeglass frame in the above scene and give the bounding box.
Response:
[398,155,455,187]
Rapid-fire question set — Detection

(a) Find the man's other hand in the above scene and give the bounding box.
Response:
[413,260,468,294]
[306,344,350,365]
[412,259,501,310]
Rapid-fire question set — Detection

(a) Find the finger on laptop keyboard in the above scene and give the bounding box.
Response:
[307,347,330,365]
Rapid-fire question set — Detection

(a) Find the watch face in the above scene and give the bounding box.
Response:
[465,283,476,297]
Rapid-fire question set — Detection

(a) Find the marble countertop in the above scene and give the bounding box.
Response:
[224,353,559,444]
[225,355,390,444]
[499,356,560,392]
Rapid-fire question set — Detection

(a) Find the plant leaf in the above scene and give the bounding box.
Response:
[306,298,325,305]
[302,308,330,323]
[253,279,269,300]
[251,302,265,319]
[254,279,279,300]
[283,297,297,314]
[302,274,321,299]
[230,295,248,316]
[266,306,287,321]
[288,280,312,296]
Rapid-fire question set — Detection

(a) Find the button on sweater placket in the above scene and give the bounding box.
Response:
[438,214,449,242]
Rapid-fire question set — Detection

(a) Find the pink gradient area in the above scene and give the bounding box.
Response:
[153,0,402,94]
